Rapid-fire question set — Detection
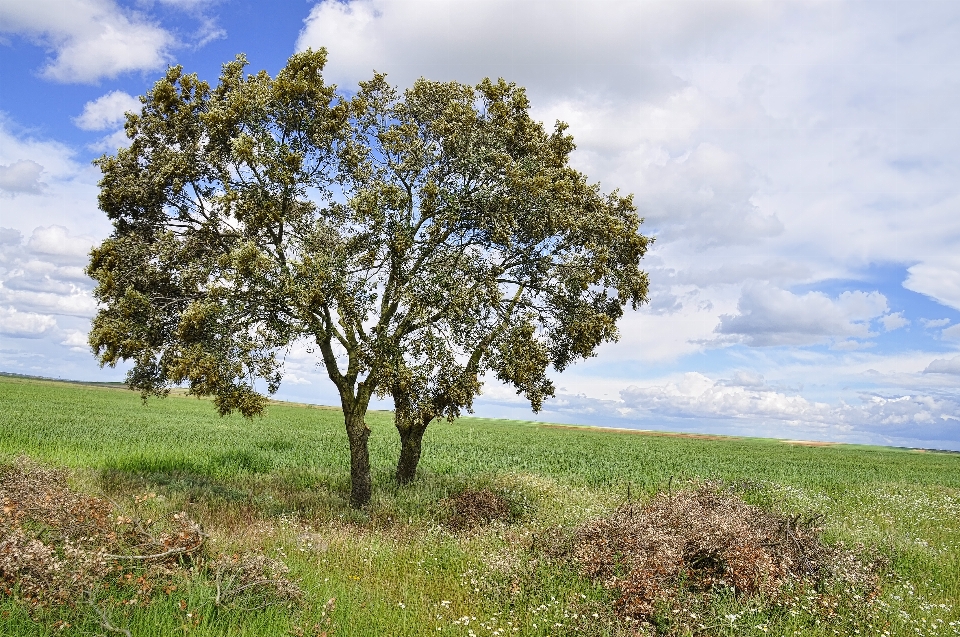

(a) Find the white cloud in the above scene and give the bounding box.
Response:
[880,312,909,332]
[0,228,22,246]
[297,0,771,97]
[0,0,174,83]
[526,373,959,444]
[943,324,960,341]
[0,306,57,338]
[0,159,45,194]
[26,225,96,261]
[924,355,960,376]
[831,339,876,351]
[297,0,959,271]
[723,370,765,388]
[635,142,782,247]
[190,16,226,49]
[595,289,737,363]
[921,318,951,329]
[0,117,109,236]
[904,258,960,312]
[619,372,835,423]
[88,128,132,154]
[60,329,89,352]
[663,259,812,288]
[716,283,887,347]
[0,225,98,318]
[284,373,312,386]
[74,91,140,131]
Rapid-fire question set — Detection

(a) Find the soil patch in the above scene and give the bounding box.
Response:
[540,424,733,442]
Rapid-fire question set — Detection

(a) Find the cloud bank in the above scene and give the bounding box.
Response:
[0,0,175,83]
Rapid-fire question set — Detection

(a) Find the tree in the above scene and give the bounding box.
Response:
[87,50,652,507]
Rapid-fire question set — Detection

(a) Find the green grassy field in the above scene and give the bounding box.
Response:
[1,374,958,636]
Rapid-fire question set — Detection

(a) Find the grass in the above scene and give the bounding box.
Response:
[0,373,958,636]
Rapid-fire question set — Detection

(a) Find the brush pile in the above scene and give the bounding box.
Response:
[442,488,515,532]
[0,456,300,615]
[573,483,882,630]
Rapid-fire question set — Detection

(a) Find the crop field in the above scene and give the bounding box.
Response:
[1,374,958,636]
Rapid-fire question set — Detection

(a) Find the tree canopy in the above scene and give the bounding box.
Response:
[87,49,652,507]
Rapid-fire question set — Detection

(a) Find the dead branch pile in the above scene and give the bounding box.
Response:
[573,483,877,625]
[442,488,513,531]
[210,553,303,609]
[0,456,300,616]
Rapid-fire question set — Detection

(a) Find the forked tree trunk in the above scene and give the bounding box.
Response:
[342,397,372,508]
[395,418,429,485]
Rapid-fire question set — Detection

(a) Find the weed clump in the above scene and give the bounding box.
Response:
[442,488,514,532]
[572,483,884,633]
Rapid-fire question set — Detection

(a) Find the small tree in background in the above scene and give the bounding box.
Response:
[87,50,651,507]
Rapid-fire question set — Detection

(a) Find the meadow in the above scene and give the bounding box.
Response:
[0,373,958,636]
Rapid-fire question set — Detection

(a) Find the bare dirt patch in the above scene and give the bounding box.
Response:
[540,424,735,442]
[781,440,836,447]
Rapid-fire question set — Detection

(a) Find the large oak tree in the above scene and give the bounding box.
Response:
[87,50,651,507]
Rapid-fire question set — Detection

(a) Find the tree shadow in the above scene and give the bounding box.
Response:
[97,454,352,525]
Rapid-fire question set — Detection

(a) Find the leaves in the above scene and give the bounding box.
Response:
[87,50,651,484]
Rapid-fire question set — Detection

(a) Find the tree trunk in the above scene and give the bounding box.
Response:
[342,399,372,508]
[395,419,429,485]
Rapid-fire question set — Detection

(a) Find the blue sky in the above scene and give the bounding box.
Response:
[1,0,958,450]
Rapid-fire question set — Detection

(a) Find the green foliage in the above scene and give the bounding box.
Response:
[85,50,651,504]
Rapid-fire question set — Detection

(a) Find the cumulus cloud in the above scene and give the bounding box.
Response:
[297,0,770,97]
[74,91,141,131]
[552,373,960,441]
[0,306,57,338]
[880,312,909,332]
[72,92,138,151]
[284,373,312,386]
[724,370,765,388]
[26,225,96,261]
[619,372,833,423]
[0,225,98,318]
[921,318,951,329]
[0,159,45,194]
[87,128,132,154]
[716,283,888,347]
[0,117,108,236]
[296,0,959,269]
[943,324,960,341]
[635,142,783,246]
[0,0,174,83]
[60,329,89,352]
[924,355,960,376]
[904,258,960,312]
[662,259,812,288]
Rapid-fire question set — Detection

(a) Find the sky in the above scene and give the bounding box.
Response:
[0,0,958,450]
